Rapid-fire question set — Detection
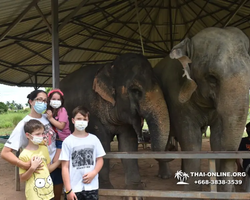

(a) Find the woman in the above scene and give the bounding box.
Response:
[1,89,62,200]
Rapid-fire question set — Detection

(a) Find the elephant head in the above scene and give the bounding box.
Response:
[92,53,170,151]
[170,27,250,150]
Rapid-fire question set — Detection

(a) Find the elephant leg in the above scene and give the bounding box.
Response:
[117,126,143,189]
[177,122,202,194]
[117,126,145,200]
[89,120,113,189]
[99,143,113,189]
[210,120,236,193]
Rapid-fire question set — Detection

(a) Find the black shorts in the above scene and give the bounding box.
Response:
[50,167,63,185]
[64,189,98,200]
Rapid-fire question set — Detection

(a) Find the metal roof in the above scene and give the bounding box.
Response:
[0,0,250,87]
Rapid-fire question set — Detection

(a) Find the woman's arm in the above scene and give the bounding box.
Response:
[47,160,61,173]
[19,156,42,182]
[1,146,30,170]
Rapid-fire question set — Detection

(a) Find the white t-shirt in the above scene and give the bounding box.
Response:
[5,114,57,160]
[59,133,106,192]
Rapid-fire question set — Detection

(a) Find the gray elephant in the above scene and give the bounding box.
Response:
[153,27,250,193]
[60,53,170,199]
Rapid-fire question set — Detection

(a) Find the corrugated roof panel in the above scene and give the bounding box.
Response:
[0,68,30,84]
[0,44,33,64]
[0,0,28,24]
[0,0,250,87]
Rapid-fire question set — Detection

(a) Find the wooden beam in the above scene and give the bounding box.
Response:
[223,0,247,27]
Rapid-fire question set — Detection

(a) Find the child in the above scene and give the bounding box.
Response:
[59,106,106,200]
[46,88,71,163]
[19,119,61,200]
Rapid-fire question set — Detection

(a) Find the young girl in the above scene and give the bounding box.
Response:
[46,89,71,163]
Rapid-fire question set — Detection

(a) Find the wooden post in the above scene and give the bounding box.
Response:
[15,150,20,191]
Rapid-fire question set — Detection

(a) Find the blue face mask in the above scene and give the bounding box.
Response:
[34,101,47,114]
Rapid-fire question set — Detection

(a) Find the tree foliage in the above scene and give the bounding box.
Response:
[0,102,8,113]
[45,87,52,93]
[5,100,23,111]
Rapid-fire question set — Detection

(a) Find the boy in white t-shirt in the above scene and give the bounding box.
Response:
[59,106,106,200]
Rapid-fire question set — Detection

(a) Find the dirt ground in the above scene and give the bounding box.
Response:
[0,138,244,200]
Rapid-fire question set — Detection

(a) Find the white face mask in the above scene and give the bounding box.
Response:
[74,120,88,131]
[30,135,44,145]
[50,100,61,109]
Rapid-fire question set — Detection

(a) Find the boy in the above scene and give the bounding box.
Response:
[19,119,61,200]
[60,106,106,200]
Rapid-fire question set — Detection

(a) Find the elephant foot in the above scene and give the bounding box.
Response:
[157,161,172,179]
[121,182,146,200]
[99,180,114,189]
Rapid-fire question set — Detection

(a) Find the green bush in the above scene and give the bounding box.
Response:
[0,112,27,129]
[0,102,8,113]
[0,121,13,128]
[0,109,5,114]
[12,115,23,126]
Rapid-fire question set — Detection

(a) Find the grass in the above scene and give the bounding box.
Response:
[0,112,28,129]
[0,111,29,151]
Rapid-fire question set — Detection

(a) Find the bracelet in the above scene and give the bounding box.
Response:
[65,189,72,195]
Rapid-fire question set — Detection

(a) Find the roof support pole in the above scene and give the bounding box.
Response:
[135,0,145,55]
[35,75,38,90]
[51,0,60,89]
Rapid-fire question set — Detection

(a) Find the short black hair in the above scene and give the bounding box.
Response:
[27,90,47,107]
[24,119,44,134]
[246,122,250,129]
[72,106,90,118]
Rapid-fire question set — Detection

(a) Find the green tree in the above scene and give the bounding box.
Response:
[16,104,23,110]
[45,87,52,93]
[0,102,8,113]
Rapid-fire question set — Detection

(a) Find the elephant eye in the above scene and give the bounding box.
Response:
[129,87,143,99]
[206,75,217,86]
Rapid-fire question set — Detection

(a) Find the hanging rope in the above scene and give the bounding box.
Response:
[135,0,145,55]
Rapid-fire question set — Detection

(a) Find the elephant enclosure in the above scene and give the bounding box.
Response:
[0,138,244,200]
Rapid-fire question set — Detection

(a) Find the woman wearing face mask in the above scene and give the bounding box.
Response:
[46,88,71,199]
[1,89,57,171]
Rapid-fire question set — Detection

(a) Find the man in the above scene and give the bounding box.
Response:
[237,122,250,192]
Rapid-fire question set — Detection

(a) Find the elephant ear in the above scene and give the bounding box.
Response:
[169,38,197,103]
[93,64,116,106]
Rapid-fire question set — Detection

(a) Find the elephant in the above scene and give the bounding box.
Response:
[153,27,250,194]
[60,53,170,199]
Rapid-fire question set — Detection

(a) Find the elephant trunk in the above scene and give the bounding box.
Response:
[141,84,170,151]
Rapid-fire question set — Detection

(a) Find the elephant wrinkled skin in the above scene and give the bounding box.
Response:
[60,53,170,199]
[153,27,250,195]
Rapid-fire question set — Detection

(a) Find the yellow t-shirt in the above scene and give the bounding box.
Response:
[19,145,54,200]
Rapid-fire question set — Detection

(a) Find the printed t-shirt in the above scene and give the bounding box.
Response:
[59,133,106,192]
[19,145,54,200]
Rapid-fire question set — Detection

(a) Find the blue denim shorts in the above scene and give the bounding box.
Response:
[50,167,63,185]
[56,140,63,149]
